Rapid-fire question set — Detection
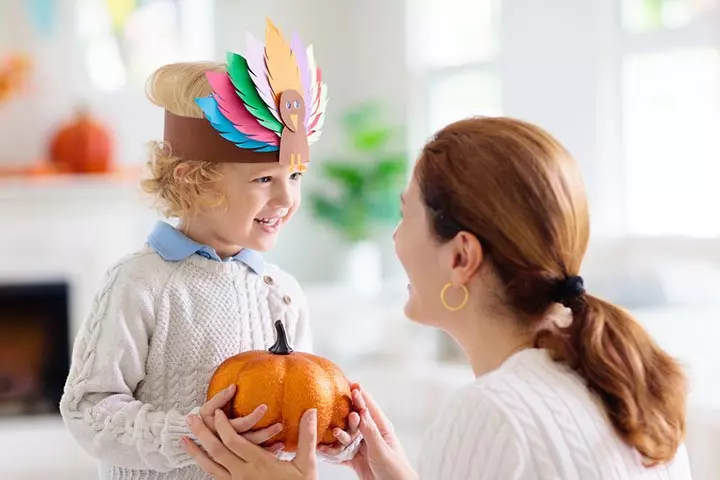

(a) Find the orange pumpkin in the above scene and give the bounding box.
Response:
[207,321,352,452]
[49,107,113,174]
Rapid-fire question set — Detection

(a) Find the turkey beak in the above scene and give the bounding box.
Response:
[290,114,298,131]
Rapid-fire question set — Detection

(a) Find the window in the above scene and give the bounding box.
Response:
[407,0,502,140]
[76,0,214,93]
[620,0,720,236]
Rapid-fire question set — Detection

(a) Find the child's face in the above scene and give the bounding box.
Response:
[197,162,303,252]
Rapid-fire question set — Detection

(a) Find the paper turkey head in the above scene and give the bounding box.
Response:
[279,90,306,133]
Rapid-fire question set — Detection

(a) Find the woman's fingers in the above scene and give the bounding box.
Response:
[358,388,394,437]
[181,437,231,480]
[215,409,272,464]
[187,414,245,469]
[293,409,318,474]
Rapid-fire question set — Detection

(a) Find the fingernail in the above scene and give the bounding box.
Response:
[258,404,268,413]
[224,385,235,394]
[185,415,195,426]
[308,409,317,422]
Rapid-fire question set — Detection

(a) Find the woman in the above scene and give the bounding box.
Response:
[181,117,693,479]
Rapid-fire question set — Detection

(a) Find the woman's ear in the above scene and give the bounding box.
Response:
[449,232,484,285]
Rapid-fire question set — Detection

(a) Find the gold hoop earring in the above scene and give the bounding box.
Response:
[440,283,469,312]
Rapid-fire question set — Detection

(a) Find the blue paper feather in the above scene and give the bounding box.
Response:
[195,96,279,153]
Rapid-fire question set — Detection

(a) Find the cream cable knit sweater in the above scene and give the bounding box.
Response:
[417,348,692,480]
[60,246,354,480]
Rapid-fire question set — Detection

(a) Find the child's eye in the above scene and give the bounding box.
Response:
[254,176,272,184]
[290,172,303,180]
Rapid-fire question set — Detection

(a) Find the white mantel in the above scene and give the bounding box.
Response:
[0,174,160,340]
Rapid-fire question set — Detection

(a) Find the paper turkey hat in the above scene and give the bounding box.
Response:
[163,18,327,170]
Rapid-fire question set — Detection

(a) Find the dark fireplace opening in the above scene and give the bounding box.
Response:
[0,282,70,416]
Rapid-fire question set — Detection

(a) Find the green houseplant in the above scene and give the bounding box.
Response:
[309,101,407,242]
[309,101,408,292]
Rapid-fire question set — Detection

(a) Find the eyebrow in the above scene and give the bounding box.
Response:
[248,165,283,176]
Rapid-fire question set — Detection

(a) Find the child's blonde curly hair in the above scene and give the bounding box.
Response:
[141,62,229,218]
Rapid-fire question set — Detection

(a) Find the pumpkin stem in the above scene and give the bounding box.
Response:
[269,320,294,355]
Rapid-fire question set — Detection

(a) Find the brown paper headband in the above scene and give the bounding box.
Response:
[163,110,279,164]
[161,18,327,168]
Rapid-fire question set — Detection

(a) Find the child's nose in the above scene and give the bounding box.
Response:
[271,183,293,208]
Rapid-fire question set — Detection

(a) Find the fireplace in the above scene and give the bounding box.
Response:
[0,282,70,417]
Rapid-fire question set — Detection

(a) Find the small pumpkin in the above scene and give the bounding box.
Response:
[207,321,352,452]
[49,107,113,174]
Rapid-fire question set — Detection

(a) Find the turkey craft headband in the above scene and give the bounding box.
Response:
[163,18,327,171]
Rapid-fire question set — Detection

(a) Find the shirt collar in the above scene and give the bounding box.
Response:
[147,221,265,275]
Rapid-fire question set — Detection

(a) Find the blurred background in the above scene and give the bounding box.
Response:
[0,0,718,478]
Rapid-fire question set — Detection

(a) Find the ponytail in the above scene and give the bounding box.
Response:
[544,294,687,466]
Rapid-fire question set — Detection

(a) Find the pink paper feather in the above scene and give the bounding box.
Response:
[206,71,279,145]
[245,32,280,121]
[290,33,312,127]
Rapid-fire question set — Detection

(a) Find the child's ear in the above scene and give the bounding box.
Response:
[173,162,190,183]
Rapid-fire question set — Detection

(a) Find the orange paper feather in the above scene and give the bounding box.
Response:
[264,18,302,104]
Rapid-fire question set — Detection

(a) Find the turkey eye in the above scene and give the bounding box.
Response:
[293,100,300,109]
[285,101,291,109]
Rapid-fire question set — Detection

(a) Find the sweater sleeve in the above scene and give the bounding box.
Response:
[59,260,194,472]
[418,387,536,480]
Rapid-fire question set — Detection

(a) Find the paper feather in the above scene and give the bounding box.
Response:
[245,32,281,122]
[206,71,280,145]
[226,52,283,134]
[195,96,279,152]
[290,33,313,127]
[264,18,302,102]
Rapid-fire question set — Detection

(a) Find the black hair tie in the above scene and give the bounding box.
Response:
[554,275,585,307]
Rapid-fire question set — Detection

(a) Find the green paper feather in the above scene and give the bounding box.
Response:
[226,52,282,134]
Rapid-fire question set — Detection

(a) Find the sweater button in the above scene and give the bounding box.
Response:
[282,295,292,305]
[263,275,274,285]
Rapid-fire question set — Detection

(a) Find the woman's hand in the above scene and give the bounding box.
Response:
[341,386,418,480]
[182,408,319,480]
[196,385,283,451]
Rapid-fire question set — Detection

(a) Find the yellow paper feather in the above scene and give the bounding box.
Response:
[264,18,302,103]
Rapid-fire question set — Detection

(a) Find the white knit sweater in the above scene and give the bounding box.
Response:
[60,245,354,480]
[418,348,693,480]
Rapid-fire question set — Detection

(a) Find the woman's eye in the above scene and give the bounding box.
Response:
[290,172,303,180]
[254,176,272,184]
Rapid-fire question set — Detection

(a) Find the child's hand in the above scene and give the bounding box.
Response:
[197,384,284,452]
[317,382,362,457]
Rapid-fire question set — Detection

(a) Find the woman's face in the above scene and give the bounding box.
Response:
[393,174,466,326]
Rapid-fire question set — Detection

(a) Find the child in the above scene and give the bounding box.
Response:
[60,18,359,480]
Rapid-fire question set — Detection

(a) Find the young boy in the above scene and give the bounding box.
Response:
[60,18,359,480]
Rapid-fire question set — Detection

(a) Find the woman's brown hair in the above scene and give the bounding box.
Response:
[416,116,687,466]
